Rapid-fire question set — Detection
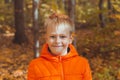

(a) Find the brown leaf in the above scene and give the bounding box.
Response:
[13,70,24,77]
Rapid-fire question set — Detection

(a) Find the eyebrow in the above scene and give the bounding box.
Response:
[49,33,70,36]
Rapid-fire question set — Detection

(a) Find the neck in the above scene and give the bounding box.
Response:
[60,50,68,56]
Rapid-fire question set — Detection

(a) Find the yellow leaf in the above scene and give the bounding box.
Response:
[115,14,120,20]
[117,70,120,80]
[114,30,120,36]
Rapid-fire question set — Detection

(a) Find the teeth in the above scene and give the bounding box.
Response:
[54,45,61,46]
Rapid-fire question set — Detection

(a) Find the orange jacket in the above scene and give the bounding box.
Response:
[28,44,92,80]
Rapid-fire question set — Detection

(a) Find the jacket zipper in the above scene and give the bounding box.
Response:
[59,56,64,80]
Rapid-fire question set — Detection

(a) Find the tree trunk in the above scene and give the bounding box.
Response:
[107,0,115,22]
[68,0,75,23]
[33,0,40,58]
[99,0,105,27]
[67,0,76,47]
[4,0,13,3]
[13,0,28,44]
[107,0,112,14]
[4,0,9,3]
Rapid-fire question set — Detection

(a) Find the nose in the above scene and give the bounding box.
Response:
[55,37,61,43]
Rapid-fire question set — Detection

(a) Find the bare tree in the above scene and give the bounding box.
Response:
[107,0,115,22]
[99,0,105,27]
[67,0,76,47]
[69,0,75,23]
[33,0,40,58]
[13,0,28,44]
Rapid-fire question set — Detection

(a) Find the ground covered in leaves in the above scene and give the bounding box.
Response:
[0,28,120,80]
[0,33,34,80]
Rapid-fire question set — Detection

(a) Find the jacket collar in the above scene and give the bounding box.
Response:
[40,44,78,62]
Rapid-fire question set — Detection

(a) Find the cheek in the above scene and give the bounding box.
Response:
[63,39,71,44]
[45,37,49,43]
[46,38,53,44]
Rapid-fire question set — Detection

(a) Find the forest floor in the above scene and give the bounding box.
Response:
[0,28,120,80]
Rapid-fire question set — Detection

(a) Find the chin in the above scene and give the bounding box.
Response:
[52,52,62,56]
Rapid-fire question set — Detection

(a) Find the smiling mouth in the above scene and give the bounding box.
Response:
[53,46,62,47]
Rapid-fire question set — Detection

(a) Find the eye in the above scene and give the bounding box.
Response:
[50,36,56,38]
[60,35,67,38]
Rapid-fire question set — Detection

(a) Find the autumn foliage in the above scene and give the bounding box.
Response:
[0,0,120,80]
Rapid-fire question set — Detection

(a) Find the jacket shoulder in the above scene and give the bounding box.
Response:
[28,57,44,66]
[76,56,89,64]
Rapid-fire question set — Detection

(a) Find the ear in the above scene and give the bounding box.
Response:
[44,34,47,43]
[69,35,73,44]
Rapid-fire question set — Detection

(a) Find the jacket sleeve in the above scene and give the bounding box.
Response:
[27,62,36,80]
[83,60,92,80]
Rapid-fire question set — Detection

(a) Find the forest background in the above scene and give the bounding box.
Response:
[0,0,120,80]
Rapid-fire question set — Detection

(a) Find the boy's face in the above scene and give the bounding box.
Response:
[45,23,73,56]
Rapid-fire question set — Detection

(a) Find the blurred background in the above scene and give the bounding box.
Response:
[0,0,120,80]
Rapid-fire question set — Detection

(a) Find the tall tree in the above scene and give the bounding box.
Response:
[4,0,10,3]
[33,0,40,58]
[67,0,76,47]
[99,0,105,27]
[13,0,28,44]
[107,0,112,15]
[68,0,75,23]
[107,0,115,22]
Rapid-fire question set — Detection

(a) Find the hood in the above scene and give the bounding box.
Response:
[40,44,78,62]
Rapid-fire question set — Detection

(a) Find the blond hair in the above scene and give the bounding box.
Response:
[44,13,75,35]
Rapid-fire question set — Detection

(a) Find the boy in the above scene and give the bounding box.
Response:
[27,13,92,80]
